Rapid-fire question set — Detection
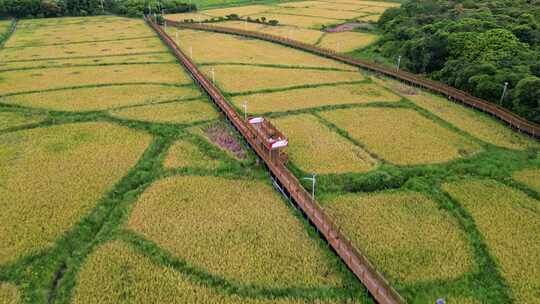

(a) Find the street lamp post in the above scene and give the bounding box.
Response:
[396,55,402,72]
[243,101,248,121]
[303,173,317,200]
[500,81,509,105]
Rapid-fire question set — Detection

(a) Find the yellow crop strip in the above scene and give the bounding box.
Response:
[442,179,540,303]
[274,7,366,20]
[127,176,348,288]
[322,191,473,285]
[374,78,536,149]
[164,139,221,169]
[273,114,376,174]
[0,283,19,304]
[171,28,356,70]
[0,64,192,95]
[2,84,200,112]
[249,13,343,29]
[110,99,220,124]
[0,122,151,265]
[202,65,364,93]
[231,82,400,114]
[214,21,324,45]
[513,169,540,192]
[318,32,379,52]
[73,240,359,304]
[0,112,43,130]
[204,5,278,17]
[320,107,482,165]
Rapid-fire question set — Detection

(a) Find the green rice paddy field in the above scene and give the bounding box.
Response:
[1,1,539,304]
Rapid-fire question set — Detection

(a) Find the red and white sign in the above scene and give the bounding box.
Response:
[271,140,288,149]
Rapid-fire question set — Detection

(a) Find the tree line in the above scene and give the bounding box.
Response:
[0,0,195,18]
[377,0,540,123]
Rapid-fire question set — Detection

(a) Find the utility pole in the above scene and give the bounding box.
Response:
[302,173,317,200]
[243,101,248,120]
[500,81,509,105]
[211,67,215,83]
[396,55,402,72]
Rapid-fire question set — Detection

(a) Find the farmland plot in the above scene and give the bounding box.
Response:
[0,283,19,304]
[0,111,43,130]
[513,169,540,192]
[443,180,540,303]
[164,139,222,169]
[318,32,379,52]
[0,123,151,264]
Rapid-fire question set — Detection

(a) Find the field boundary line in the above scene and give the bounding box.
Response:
[165,20,540,139]
[147,16,406,304]
[0,19,17,49]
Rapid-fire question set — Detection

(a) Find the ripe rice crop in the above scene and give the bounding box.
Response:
[110,99,220,124]
[2,84,201,112]
[7,17,152,47]
[278,1,372,12]
[166,12,214,22]
[356,6,389,14]
[0,52,175,70]
[379,79,535,150]
[442,179,540,303]
[273,114,376,174]
[0,64,192,95]
[512,169,540,192]
[171,29,356,70]
[0,283,19,304]
[1,37,167,61]
[0,122,151,264]
[127,175,348,288]
[274,7,366,20]
[215,21,323,45]
[231,83,400,114]
[0,112,43,130]
[318,32,379,52]
[201,64,364,93]
[164,139,221,169]
[357,15,381,23]
[320,108,481,165]
[249,13,342,29]
[73,240,353,304]
[203,5,277,17]
[322,191,472,284]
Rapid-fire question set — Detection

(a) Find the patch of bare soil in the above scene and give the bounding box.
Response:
[203,124,247,159]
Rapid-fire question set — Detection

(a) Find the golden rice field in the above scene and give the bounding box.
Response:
[0,111,43,130]
[442,179,540,303]
[322,191,473,284]
[166,12,214,22]
[169,28,356,70]
[231,82,400,114]
[0,37,166,61]
[320,107,482,165]
[164,139,221,169]
[6,16,153,47]
[214,21,324,45]
[248,13,342,29]
[274,7,365,20]
[110,99,220,124]
[0,283,19,304]
[127,176,347,288]
[0,52,175,70]
[1,84,200,112]
[273,114,376,174]
[202,64,364,93]
[0,122,151,264]
[374,77,535,150]
[318,32,379,52]
[512,169,540,192]
[278,1,370,12]
[357,14,381,23]
[73,241,357,304]
[203,4,278,17]
[0,64,192,95]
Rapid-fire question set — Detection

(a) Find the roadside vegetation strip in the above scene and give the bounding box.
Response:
[0,283,19,304]
[321,191,473,286]
[442,179,540,304]
[230,82,400,114]
[512,169,540,192]
[0,122,152,265]
[110,99,221,124]
[0,111,45,131]
[1,84,201,112]
[127,176,352,289]
[73,240,363,304]
[273,114,376,174]
[167,22,540,138]
[0,63,193,95]
[372,77,536,150]
[168,28,356,70]
[0,37,167,61]
[320,107,481,165]
[201,64,364,93]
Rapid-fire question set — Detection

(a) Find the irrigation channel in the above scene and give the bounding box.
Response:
[164,19,540,140]
[145,16,405,304]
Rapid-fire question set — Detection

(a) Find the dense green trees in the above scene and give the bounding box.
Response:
[378,0,540,123]
[0,0,195,18]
